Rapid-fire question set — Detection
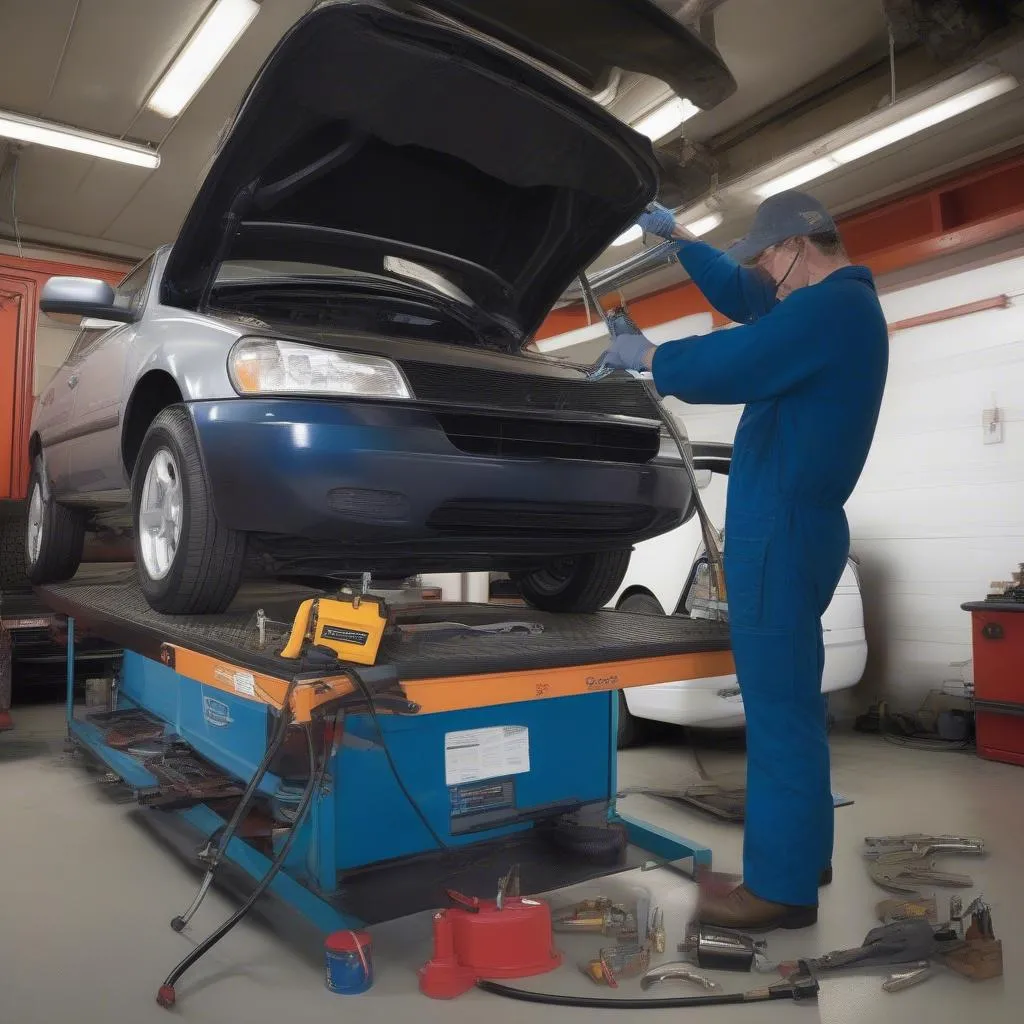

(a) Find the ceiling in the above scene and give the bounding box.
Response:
[0,0,1022,273]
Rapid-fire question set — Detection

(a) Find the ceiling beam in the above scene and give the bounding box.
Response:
[536,148,1024,340]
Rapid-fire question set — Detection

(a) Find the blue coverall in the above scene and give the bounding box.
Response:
[651,241,888,907]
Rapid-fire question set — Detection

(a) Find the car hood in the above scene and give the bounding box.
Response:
[162,0,733,351]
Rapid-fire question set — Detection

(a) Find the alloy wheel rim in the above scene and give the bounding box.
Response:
[27,483,43,563]
[138,448,183,581]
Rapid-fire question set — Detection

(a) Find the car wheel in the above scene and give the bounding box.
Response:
[616,691,647,749]
[512,550,630,613]
[24,456,85,585]
[132,406,246,614]
[618,591,665,616]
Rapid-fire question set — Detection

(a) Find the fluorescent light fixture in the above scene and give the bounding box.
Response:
[148,0,260,118]
[832,75,1018,163]
[612,224,643,247]
[754,157,840,198]
[633,96,699,141]
[753,72,1017,198]
[686,212,723,236]
[0,110,160,168]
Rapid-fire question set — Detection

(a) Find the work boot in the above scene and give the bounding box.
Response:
[696,884,818,932]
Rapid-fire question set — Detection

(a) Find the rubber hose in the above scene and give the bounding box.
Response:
[170,677,300,931]
[477,979,785,1008]
[157,714,334,1008]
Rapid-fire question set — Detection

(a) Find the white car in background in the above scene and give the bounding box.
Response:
[609,442,867,745]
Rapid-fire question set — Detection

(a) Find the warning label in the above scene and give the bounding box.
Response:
[444,726,530,786]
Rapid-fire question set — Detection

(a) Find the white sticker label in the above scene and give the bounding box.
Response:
[215,666,257,698]
[444,726,530,786]
[232,672,256,697]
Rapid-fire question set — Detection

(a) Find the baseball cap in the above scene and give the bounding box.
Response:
[727,190,837,264]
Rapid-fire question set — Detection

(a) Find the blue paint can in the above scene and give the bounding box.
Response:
[325,930,373,994]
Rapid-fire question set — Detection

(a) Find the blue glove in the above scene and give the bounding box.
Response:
[599,314,655,372]
[636,202,677,240]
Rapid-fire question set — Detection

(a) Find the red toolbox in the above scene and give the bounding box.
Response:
[962,600,1024,766]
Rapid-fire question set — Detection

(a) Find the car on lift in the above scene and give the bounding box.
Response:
[609,442,868,744]
[24,0,736,615]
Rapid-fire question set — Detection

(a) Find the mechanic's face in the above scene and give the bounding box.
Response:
[756,238,806,298]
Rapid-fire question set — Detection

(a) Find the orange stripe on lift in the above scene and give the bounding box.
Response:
[163,645,735,721]
[402,650,736,715]
[164,646,354,723]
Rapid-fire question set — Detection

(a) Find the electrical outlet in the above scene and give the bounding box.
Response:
[983,407,1003,445]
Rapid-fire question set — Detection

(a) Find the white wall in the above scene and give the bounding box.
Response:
[544,252,1024,710]
[850,256,1024,704]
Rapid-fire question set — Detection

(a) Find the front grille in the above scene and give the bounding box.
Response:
[436,412,659,464]
[400,360,661,419]
[429,500,656,535]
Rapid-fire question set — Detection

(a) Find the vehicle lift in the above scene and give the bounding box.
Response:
[39,573,733,993]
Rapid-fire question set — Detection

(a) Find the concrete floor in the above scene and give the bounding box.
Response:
[1,702,1020,1024]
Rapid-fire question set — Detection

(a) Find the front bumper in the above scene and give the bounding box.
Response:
[189,399,689,567]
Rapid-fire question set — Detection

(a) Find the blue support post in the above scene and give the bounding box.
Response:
[65,616,75,732]
[179,805,356,934]
[310,768,338,895]
[608,687,712,869]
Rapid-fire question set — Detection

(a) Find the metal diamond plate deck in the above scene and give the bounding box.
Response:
[37,570,730,681]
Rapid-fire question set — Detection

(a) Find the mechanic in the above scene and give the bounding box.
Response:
[598,190,888,930]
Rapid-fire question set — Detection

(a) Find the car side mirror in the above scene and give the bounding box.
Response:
[39,277,135,323]
[694,468,713,490]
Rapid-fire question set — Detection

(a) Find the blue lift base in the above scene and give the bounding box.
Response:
[63,615,713,936]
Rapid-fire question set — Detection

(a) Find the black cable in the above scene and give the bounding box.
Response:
[170,677,300,931]
[157,713,333,1009]
[348,671,449,851]
[476,979,793,1008]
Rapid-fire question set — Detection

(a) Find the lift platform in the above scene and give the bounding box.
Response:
[40,572,732,933]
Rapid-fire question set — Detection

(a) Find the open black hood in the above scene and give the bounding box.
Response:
[162,1,733,348]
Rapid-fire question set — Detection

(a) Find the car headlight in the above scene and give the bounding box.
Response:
[228,338,412,400]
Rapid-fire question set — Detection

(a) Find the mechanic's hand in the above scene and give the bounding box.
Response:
[636,202,678,240]
[599,314,655,372]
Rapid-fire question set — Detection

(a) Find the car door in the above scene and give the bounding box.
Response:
[63,257,153,497]
[34,325,105,497]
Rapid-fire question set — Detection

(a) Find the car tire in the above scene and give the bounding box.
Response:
[616,691,647,749]
[24,457,85,585]
[512,550,631,613]
[132,406,246,614]
[0,504,29,590]
[618,591,665,616]
[614,592,664,748]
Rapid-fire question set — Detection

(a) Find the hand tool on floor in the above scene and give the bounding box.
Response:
[864,834,985,858]
[580,943,650,986]
[641,963,721,991]
[779,920,939,978]
[876,895,938,924]
[678,922,770,972]
[867,851,975,895]
[882,962,932,993]
[650,907,666,954]
[552,896,635,936]
[934,897,1003,981]
[577,273,726,612]
[398,620,544,640]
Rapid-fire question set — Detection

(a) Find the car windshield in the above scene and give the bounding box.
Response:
[215,258,474,305]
